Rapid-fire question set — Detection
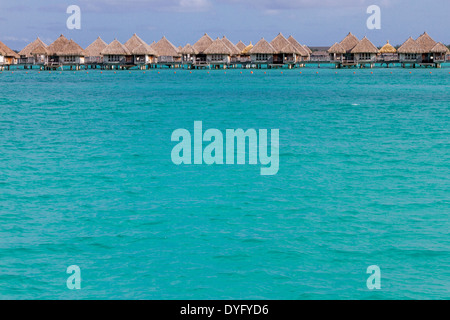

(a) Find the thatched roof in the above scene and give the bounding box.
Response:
[379,41,397,53]
[152,36,180,57]
[47,34,70,55]
[351,36,378,54]
[124,34,147,51]
[101,39,131,55]
[287,35,309,57]
[181,43,198,55]
[241,42,253,55]
[339,32,360,52]
[193,33,213,54]
[31,44,48,55]
[416,32,437,52]
[430,42,449,53]
[328,42,346,54]
[57,39,86,56]
[303,45,312,54]
[85,37,108,57]
[222,36,241,55]
[0,41,20,58]
[249,38,276,54]
[398,37,423,54]
[132,42,157,55]
[279,43,301,54]
[19,37,47,57]
[204,38,232,55]
[235,41,246,52]
[270,33,292,53]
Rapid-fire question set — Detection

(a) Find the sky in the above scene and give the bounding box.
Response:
[1,0,449,50]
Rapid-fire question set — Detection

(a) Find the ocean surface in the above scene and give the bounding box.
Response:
[1,66,449,300]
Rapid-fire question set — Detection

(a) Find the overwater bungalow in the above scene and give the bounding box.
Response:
[248,38,276,68]
[221,36,241,65]
[180,44,198,67]
[124,34,152,66]
[132,43,157,69]
[398,33,448,68]
[328,42,346,63]
[56,39,86,70]
[0,40,19,70]
[270,33,300,68]
[331,32,360,68]
[350,36,379,68]
[84,37,108,68]
[152,36,181,67]
[18,37,47,67]
[101,39,131,69]
[192,33,214,67]
[378,41,398,66]
[203,38,233,68]
[239,42,253,65]
[287,35,310,65]
[45,34,71,69]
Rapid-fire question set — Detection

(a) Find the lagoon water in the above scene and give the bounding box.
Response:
[1,67,449,299]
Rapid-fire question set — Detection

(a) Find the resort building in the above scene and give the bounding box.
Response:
[221,36,241,65]
[398,32,448,68]
[45,34,70,68]
[84,37,108,67]
[56,39,86,69]
[192,33,214,67]
[248,38,276,68]
[101,39,131,69]
[132,43,157,69]
[270,33,300,68]
[0,40,20,70]
[287,35,310,64]
[180,44,198,67]
[378,41,398,66]
[152,36,181,67]
[349,36,379,68]
[332,32,360,68]
[203,38,233,68]
[328,42,346,63]
[239,42,253,65]
[18,37,47,67]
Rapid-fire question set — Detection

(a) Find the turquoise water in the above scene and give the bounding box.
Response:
[1,67,449,300]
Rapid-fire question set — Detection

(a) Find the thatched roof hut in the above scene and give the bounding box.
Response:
[415,32,437,52]
[31,44,49,56]
[235,41,246,52]
[47,34,70,55]
[350,36,378,54]
[339,32,360,52]
[241,42,253,55]
[101,39,131,56]
[124,34,147,52]
[222,36,241,55]
[193,33,214,54]
[249,38,276,54]
[204,38,233,55]
[0,41,19,59]
[328,42,346,54]
[270,33,293,53]
[430,42,449,54]
[19,37,47,57]
[132,43,157,56]
[287,36,309,57]
[181,44,198,55]
[152,36,180,57]
[85,37,108,57]
[398,37,423,54]
[379,41,397,54]
[57,39,86,56]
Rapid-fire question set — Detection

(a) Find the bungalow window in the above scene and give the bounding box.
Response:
[405,53,417,60]
[211,55,224,61]
[256,54,268,61]
[109,55,121,62]
[65,56,76,63]
[359,53,371,60]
